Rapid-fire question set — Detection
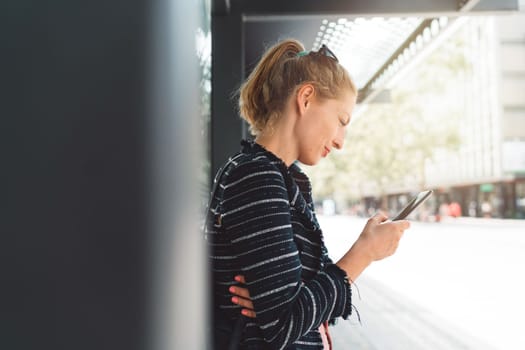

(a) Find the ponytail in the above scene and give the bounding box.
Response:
[238,39,356,136]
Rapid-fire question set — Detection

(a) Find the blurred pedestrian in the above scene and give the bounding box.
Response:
[449,201,461,218]
[468,200,477,217]
[439,202,450,220]
[482,200,492,218]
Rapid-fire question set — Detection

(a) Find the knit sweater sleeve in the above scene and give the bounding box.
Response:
[221,160,352,349]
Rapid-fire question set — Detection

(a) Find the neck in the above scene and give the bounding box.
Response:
[255,122,298,167]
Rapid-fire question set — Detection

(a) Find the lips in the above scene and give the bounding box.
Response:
[322,147,330,157]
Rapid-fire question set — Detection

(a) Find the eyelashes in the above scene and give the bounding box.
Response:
[339,117,350,127]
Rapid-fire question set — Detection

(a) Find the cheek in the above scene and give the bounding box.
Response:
[301,108,334,146]
[319,120,337,140]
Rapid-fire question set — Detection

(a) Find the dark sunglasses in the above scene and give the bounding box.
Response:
[317,44,339,62]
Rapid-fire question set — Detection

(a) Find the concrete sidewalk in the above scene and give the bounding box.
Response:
[329,276,495,350]
[320,215,525,349]
[437,216,525,227]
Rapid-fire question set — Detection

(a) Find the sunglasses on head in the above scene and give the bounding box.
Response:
[297,44,339,62]
[317,44,339,62]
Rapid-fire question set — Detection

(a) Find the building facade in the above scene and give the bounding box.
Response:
[421,14,525,218]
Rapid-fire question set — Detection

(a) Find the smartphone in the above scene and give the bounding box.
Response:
[392,190,433,221]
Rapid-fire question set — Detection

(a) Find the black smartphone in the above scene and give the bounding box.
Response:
[392,190,433,221]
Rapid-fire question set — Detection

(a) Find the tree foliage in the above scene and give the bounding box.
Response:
[304,29,470,207]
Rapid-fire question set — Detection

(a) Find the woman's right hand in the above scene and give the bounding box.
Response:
[230,275,256,318]
[336,212,410,281]
[358,212,409,261]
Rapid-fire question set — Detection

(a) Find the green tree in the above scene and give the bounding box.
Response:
[304,27,469,207]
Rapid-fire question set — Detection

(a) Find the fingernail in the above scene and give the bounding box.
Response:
[229,286,235,293]
[241,309,248,316]
[234,275,241,282]
[231,297,238,304]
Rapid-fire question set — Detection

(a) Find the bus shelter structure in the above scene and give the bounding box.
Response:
[210,0,519,177]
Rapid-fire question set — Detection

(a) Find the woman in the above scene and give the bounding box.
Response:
[205,39,410,349]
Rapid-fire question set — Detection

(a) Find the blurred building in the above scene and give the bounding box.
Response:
[423,13,525,218]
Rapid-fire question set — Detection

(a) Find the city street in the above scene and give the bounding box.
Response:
[319,215,525,349]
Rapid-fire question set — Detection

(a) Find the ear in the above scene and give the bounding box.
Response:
[296,84,315,116]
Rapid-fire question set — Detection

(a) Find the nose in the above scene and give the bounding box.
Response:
[332,128,345,150]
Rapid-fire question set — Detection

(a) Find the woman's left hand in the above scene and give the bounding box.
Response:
[229,275,256,318]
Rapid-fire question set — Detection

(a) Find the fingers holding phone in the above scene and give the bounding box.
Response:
[360,212,410,262]
[359,190,432,261]
[337,212,411,281]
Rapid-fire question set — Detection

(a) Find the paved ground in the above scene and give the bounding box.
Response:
[319,215,525,350]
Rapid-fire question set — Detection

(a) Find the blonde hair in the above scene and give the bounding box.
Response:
[238,39,357,136]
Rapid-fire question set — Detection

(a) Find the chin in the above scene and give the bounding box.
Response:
[297,151,322,166]
[299,157,320,166]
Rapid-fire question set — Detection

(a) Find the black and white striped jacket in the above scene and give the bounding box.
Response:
[206,140,353,349]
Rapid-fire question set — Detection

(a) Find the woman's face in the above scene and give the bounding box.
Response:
[296,90,356,166]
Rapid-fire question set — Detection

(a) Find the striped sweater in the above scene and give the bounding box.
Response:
[206,140,353,349]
